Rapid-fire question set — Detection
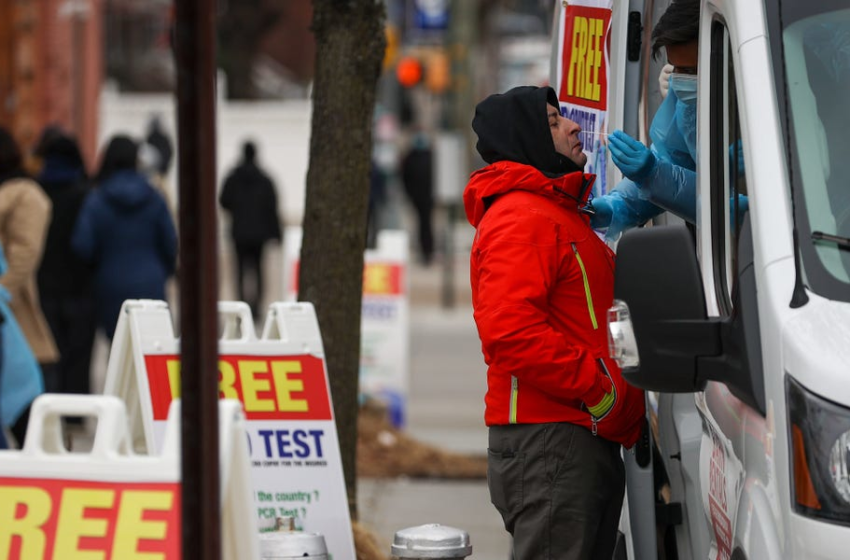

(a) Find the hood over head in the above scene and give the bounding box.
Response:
[100,169,157,212]
[472,86,583,177]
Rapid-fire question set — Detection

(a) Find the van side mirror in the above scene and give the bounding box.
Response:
[613,225,721,392]
[612,223,765,414]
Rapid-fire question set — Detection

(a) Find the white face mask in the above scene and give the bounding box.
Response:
[670,74,698,104]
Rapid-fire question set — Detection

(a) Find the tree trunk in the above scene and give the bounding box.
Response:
[299,0,385,521]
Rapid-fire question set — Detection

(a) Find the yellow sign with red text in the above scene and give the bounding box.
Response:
[0,478,180,560]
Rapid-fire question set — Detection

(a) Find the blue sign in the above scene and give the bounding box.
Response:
[412,0,449,31]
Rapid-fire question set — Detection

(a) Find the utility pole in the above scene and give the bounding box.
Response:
[173,0,221,558]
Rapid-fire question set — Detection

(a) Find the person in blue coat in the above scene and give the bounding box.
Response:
[71,135,177,340]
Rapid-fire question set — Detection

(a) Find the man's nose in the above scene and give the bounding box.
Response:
[565,119,581,135]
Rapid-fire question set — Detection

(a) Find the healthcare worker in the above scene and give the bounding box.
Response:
[590,0,748,240]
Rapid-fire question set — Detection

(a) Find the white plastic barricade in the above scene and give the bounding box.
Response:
[103,299,356,559]
[283,226,411,426]
[0,394,259,560]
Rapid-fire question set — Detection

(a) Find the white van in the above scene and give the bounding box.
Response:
[555,0,850,558]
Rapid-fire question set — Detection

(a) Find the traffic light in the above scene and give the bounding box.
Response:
[396,56,423,88]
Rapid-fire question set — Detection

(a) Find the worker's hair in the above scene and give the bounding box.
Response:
[651,0,701,60]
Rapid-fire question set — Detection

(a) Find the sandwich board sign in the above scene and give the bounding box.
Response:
[103,299,355,559]
[0,394,259,560]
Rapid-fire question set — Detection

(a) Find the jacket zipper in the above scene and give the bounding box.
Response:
[571,243,597,330]
[509,376,518,424]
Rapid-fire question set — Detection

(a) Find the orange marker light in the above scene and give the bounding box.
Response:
[792,424,822,510]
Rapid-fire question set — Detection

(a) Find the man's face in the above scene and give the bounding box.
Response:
[548,103,587,168]
[666,39,699,75]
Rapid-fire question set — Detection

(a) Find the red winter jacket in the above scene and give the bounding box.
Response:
[464,161,645,447]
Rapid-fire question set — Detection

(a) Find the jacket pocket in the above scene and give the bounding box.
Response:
[487,448,525,532]
[589,358,618,436]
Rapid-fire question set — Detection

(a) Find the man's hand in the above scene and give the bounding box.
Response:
[587,381,617,419]
[609,130,656,183]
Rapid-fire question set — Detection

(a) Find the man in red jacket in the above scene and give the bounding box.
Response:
[465,86,646,560]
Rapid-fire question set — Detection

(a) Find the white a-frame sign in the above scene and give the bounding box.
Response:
[103,299,355,559]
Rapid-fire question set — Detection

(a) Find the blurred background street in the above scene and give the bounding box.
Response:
[0,1,551,557]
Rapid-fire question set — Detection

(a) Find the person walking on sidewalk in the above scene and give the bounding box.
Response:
[464,86,646,560]
[400,130,435,265]
[71,135,178,341]
[36,132,96,400]
[219,140,282,319]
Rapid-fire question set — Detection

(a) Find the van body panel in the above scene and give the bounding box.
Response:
[783,298,850,400]
[735,479,784,560]
[694,397,745,560]
[657,392,708,560]
[790,513,850,558]
[705,0,769,47]
[736,38,795,270]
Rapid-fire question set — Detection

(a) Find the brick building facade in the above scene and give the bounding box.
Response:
[0,0,103,172]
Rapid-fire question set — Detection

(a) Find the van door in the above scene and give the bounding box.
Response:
[690,5,780,559]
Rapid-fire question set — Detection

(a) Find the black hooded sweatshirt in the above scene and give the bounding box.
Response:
[472,86,584,178]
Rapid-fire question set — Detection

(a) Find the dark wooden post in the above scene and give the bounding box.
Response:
[173,0,221,558]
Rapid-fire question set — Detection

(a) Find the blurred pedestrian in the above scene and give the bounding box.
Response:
[0,127,58,445]
[36,132,96,401]
[138,139,176,218]
[71,135,178,340]
[30,124,65,177]
[146,115,173,178]
[0,240,43,449]
[465,86,646,560]
[367,159,386,249]
[140,116,176,216]
[219,140,282,319]
[400,131,435,265]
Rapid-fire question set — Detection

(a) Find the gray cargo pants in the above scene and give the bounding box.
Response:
[488,422,625,560]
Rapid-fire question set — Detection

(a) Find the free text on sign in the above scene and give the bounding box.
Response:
[0,478,180,560]
[560,5,611,110]
[144,354,332,421]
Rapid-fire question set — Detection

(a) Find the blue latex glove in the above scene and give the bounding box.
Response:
[591,180,666,241]
[729,140,745,175]
[641,158,697,223]
[731,193,749,231]
[609,130,656,182]
[590,196,613,229]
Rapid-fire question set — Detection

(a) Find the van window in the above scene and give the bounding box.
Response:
[783,7,850,301]
[709,22,747,315]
